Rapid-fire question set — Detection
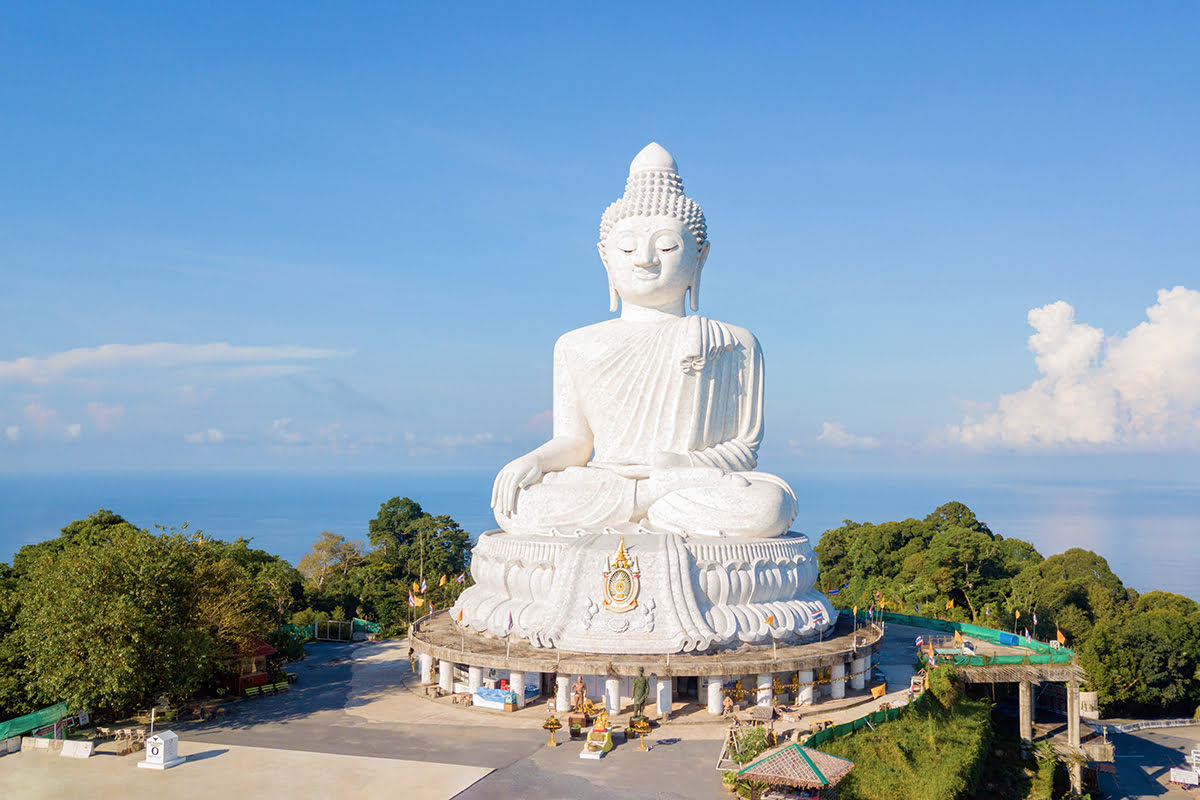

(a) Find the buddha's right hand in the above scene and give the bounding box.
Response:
[492,453,542,516]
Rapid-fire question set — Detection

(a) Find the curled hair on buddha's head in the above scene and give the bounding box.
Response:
[598,142,708,252]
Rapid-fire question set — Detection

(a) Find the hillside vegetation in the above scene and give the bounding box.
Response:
[817,501,1200,717]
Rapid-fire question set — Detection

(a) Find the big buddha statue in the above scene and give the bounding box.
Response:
[454,144,835,654]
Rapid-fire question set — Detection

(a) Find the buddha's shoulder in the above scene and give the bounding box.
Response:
[554,319,625,350]
[710,318,758,349]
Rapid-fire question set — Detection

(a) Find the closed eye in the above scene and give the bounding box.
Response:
[657,243,678,253]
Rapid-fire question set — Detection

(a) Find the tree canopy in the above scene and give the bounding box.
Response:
[817,501,1200,717]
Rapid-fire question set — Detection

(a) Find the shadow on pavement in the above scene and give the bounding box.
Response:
[185,749,229,762]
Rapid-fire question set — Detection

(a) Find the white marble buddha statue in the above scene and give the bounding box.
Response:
[491,143,798,539]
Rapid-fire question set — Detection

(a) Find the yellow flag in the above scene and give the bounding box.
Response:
[414,595,425,607]
[1014,609,1021,620]
[945,599,954,610]
[853,606,858,616]
[954,629,963,644]
[412,581,420,593]
[457,607,464,623]
[439,574,447,586]
[766,614,776,626]
[1056,627,1066,645]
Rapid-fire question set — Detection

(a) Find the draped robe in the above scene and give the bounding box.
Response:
[497,314,795,536]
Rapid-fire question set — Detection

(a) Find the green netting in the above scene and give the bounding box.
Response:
[803,695,922,748]
[279,623,314,638]
[0,703,68,740]
[279,618,380,639]
[919,651,1074,668]
[876,611,1074,657]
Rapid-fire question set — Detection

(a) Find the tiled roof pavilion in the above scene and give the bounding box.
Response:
[737,742,854,791]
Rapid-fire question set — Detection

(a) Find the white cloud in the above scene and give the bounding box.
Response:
[949,286,1200,449]
[185,428,226,445]
[816,421,881,450]
[4,425,18,441]
[0,342,349,383]
[86,401,125,431]
[267,418,304,445]
[431,432,497,448]
[520,409,552,435]
[174,385,215,405]
[24,402,59,433]
[64,423,82,441]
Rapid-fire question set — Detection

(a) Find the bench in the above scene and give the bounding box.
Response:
[273,681,289,693]
[244,686,262,699]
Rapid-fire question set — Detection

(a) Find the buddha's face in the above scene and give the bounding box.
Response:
[600,215,709,312]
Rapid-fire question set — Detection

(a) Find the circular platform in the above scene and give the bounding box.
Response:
[409,609,882,678]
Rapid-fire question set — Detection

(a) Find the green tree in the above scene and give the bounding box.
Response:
[15,512,269,714]
[298,531,365,594]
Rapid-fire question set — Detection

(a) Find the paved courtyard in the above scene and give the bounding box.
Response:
[0,632,924,800]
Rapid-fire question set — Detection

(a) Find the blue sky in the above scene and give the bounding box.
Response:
[2,3,1198,481]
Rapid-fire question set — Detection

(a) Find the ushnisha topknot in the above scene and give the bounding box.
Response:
[599,142,708,251]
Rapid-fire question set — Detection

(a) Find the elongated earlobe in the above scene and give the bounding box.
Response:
[598,241,618,312]
[689,242,710,312]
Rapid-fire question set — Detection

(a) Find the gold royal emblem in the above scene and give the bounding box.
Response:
[602,538,640,613]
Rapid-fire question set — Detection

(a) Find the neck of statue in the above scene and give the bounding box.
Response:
[620,300,687,322]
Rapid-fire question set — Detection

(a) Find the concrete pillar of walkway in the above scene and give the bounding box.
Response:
[468,665,483,693]
[555,675,571,712]
[605,678,621,716]
[419,653,434,685]
[1068,761,1083,795]
[756,674,773,706]
[655,677,673,719]
[707,676,724,715]
[797,670,814,706]
[850,656,867,691]
[509,670,526,709]
[1067,679,1081,747]
[830,662,846,700]
[438,660,454,693]
[1019,680,1033,752]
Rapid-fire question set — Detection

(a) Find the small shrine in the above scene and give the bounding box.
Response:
[735,742,854,799]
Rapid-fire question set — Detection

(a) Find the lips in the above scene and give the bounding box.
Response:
[633,266,660,280]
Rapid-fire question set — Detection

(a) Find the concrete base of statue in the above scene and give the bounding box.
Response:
[453,526,836,654]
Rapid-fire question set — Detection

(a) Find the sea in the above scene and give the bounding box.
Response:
[1,470,1197,601]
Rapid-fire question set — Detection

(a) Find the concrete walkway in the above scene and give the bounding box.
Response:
[0,627,930,800]
[0,740,491,800]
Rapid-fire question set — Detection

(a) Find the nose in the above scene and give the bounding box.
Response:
[634,239,658,268]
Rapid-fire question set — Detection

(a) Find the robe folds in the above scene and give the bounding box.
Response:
[559,314,763,471]
[496,314,795,537]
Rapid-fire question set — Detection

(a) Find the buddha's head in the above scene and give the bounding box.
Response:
[598,143,710,314]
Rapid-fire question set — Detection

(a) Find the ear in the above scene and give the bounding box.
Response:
[598,241,619,313]
[688,241,710,312]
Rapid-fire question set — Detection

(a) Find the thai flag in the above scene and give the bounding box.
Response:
[408,591,416,607]
[455,573,466,583]
[1033,612,1038,626]
[507,612,514,632]
[915,602,919,613]
[828,588,840,595]
[915,635,924,648]
[812,607,826,625]
[420,578,428,593]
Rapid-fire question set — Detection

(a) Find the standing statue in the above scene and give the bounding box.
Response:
[491,142,798,539]
[571,675,588,713]
[631,667,649,719]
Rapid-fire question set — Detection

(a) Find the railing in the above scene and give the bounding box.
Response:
[1089,718,1200,734]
